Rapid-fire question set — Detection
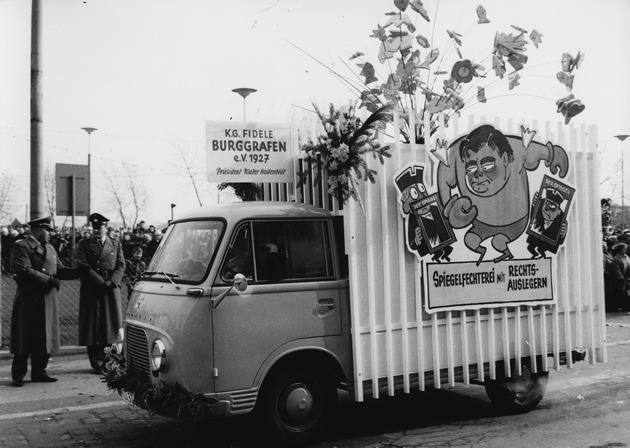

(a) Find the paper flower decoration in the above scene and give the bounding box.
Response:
[416,33,430,48]
[492,54,506,78]
[556,94,585,124]
[359,62,378,84]
[339,0,581,143]
[447,29,463,47]
[507,53,528,71]
[556,72,574,91]
[359,89,381,112]
[511,25,528,34]
[452,60,474,83]
[477,86,487,103]
[561,52,584,74]
[420,48,439,69]
[530,29,543,48]
[476,5,490,24]
[508,72,521,90]
[494,32,527,57]
[384,12,416,33]
[349,51,364,60]
[409,0,430,21]
[370,25,388,41]
[394,0,410,11]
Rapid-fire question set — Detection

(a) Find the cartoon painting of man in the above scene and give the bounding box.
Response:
[395,164,454,262]
[437,124,569,264]
[526,185,571,258]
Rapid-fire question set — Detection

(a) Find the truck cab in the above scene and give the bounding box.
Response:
[123,202,351,442]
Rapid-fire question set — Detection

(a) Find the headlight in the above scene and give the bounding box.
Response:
[150,339,167,372]
[115,328,124,355]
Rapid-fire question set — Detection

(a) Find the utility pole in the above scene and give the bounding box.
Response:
[81,127,97,218]
[30,0,45,220]
[616,135,630,227]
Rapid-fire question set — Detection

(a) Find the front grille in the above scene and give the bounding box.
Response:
[126,325,151,378]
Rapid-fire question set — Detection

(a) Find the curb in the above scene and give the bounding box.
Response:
[0,345,86,361]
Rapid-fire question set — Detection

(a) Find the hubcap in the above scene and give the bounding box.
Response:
[284,384,313,421]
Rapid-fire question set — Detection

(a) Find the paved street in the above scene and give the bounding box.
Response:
[1,312,630,448]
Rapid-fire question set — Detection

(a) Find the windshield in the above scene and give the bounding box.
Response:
[146,220,224,283]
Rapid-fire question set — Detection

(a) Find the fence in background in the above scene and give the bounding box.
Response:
[0,272,130,349]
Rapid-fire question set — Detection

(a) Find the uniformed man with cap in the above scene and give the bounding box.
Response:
[10,216,85,387]
[77,213,126,374]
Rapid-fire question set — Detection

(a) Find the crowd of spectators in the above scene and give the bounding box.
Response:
[1,220,164,293]
[3,218,627,313]
[603,225,630,312]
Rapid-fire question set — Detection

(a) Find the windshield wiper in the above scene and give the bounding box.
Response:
[142,270,179,278]
[141,271,180,289]
[161,271,180,289]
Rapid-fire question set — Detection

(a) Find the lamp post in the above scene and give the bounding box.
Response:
[81,127,97,218]
[615,135,630,228]
[231,88,257,122]
[170,203,176,222]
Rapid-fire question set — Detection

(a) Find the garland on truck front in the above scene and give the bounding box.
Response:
[102,344,218,419]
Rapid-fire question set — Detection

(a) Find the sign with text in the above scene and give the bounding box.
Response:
[205,121,293,183]
[55,163,88,216]
[394,122,575,313]
[425,258,553,312]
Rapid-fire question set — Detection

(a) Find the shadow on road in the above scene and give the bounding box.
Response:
[109,385,501,448]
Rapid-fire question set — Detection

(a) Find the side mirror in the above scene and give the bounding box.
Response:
[211,273,248,309]
[233,273,248,292]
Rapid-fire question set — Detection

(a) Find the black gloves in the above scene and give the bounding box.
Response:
[47,277,61,291]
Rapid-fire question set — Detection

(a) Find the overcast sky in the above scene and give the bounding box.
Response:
[1,0,629,225]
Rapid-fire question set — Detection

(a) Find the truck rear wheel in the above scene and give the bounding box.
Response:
[257,367,336,445]
[484,361,548,414]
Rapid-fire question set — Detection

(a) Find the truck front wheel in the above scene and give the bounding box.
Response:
[484,361,548,414]
[257,368,336,445]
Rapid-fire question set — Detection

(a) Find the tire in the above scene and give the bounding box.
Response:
[256,367,336,446]
[484,360,549,414]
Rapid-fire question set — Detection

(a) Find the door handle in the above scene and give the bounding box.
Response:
[316,298,336,315]
[186,288,204,297]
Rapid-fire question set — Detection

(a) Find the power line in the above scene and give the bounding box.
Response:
[0,129,209,177]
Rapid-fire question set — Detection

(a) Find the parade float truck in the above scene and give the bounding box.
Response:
[112,119,605,445]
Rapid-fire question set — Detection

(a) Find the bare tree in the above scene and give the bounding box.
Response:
[102,163,149,230]
[0,174,19,223]
[173,143,204,207]
[44,165,56,219]
[124,163,148,228]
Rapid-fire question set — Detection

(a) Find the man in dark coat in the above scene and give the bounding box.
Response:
[77,213,126,374]
[10,217,83,387]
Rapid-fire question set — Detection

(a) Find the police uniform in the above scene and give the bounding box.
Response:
[10,217,82,386]
[77,213,126,373]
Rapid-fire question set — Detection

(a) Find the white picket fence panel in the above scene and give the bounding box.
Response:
[267,113,606,401]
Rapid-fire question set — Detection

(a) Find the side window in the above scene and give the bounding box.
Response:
[253,222,286,281]
[221,224,254,281]
[286,221,333,279]
[252,220,333,282]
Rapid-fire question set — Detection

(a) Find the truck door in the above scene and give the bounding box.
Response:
[211,219,343,392]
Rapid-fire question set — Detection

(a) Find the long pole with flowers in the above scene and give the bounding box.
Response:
[297,1,586,208]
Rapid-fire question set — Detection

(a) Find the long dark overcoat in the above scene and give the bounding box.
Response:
[77,236,126,346]
[10,237,78,354]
